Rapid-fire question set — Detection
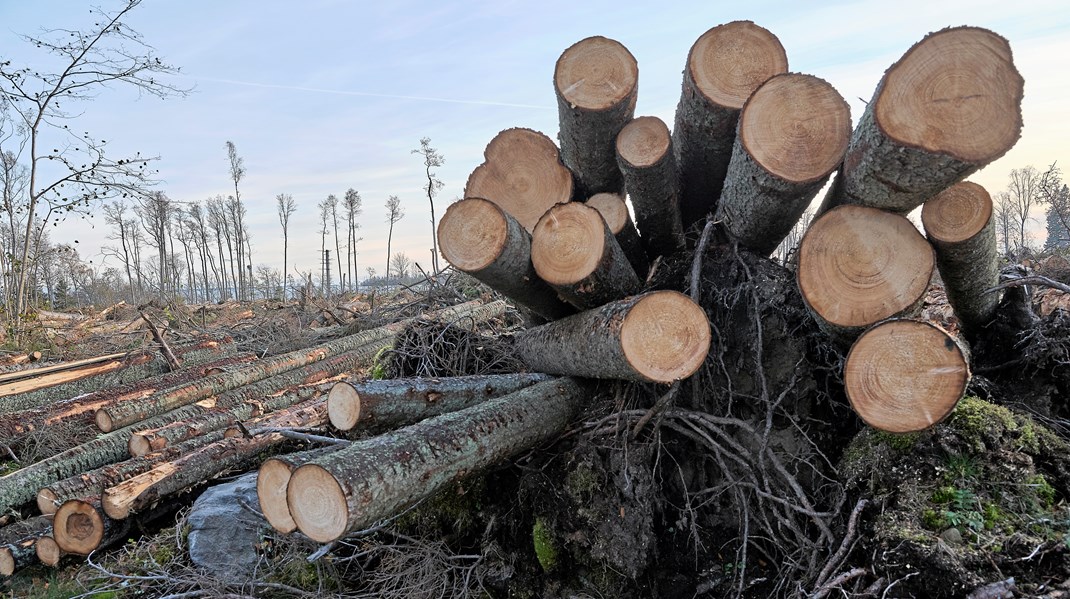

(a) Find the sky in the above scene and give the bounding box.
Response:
[1,0,1067,286]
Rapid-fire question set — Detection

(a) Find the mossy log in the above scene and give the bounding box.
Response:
[586,193,649,278]
[257,447,341,535]
[615,116,685,257]
[0,515,51,576]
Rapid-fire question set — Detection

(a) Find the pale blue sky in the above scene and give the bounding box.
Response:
[2,0,1067,281]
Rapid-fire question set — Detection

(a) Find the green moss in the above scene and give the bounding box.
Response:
[273,558,322,590]
[874,431,920,452]
[930,485,958,504]
[922,508,948,530]
[369,346,392,380]
[1028,474,1056,508]
[0,461,19,476]
[947,396,1020,452]
[532,518,559,572]
[565,461,601,503]
[394,478,485,538]
[983,502,1005,530]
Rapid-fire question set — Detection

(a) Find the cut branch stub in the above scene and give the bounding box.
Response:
[438,198,573,320]
[717,73,851,255]
[824,27,1023,214]
[464,128,574,232]
[846,319,970,433]
[514,290,711,383]
[616,116,685,256]
[673,21,788,227]
[586,192,649,277]
[531,201,640,309]
[798,205,934,342]
[555,36,638,198]
[921,181,1000,334]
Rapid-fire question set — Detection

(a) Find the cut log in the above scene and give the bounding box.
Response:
[716,73,851,255]
[257,447,341,534]
[53,498,128,555]
[514,290,710,383]
[845,319,970,433]
[464,128,574,232]
[438,198,573,320]
[286,378,587,542]
[554,36,638,198]
[615,116,685,256]
[531,202,640,309]
[921,182,1000,334]
[35,535,67,568]
[0,352,149,397]
[586,192,649,278]
[673,21,788,227]
[0,515,51,576]
[821,27,1023,214]
[327,372,554,432]
[797,205,935,342]
[0,351,42,366]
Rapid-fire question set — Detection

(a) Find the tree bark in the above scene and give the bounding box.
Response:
[586,193,649,278]
[438,198,573,320]
[797,205,934,344]
[921,182,1001,335]
[327,372,554,432]
[716,74,851,256]
[673,21,788,227]
[820,27,1023,214]
[514,290,710,383]
[285,378,587,542]
[616,116,685,257]
[257,446,341,534]
[845,319,970,433]
[531,202,640,309]
[463,128,574,232]
[0,515,51,576]
[554,36,638,199]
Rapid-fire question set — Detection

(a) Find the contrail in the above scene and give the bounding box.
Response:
[183,75,552,110]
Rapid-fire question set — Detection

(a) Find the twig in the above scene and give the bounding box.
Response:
[813,499,869,590]
[810,567,869,599]
[250,427,351,446]
[985,274,1070,295]
[630,381,681,440]
[690,215,716,300]
[140,312,182,371]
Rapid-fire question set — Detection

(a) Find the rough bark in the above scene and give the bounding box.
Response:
[327,372,554,431]
[554,36,638,198]
[716,74,851,255]
[438,198,573,320]
[586,193,649,278]
[845,319,970,432]
[0,353,152,399]
[673,21,788,227]
[531,202,640,309]
[464,128,574,232]
[797,205,934,344]
[821,27,1023,214]
[0,352,129,385]
[514,290,711,383]
[285,378,587,542]
[257,446,341,535]
[615,116,685,257]
[0,515,50,576]
[921,182,1001,335]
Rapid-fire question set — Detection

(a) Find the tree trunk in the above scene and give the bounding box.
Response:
[673,21,788,227]
[438,198,573,320]
[616,116,685,257]
[554,36,637,199]
[34,535,68,568]
[327,372,554,432]
[921,182,1001,335]
[586,193,649,278]
[845,319,970,433]
[797,205,934,343]
[820,27,1023,215]
[531,202,640,309]
[716,74,851,256]
[464,128,574,232]
[53,497,129,555]
[514,290,710,383]
[0,515,51,576]
[257,446,341,534]
[0,353,153,399]
[285,378,587,542]
[0,351,130,386]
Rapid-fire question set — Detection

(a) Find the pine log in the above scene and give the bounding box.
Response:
[438,198,573,320]
[34,535,67,568]
[96,300,507,432]
[673,21,788,227]
[0,352,150,397]
[53,498,129,555]
[845,319,970,432]
[531,202,640,309]
[103,397,329,520]
[286,378,587,542]
[514,290,710,383]
[464,128,574,232]
[921,182,1000,334]
[716,73,851,255]
[554,36,638,198]
[0,515,50,576]
[258,447,341,534]
[797,205,934,342]
[327,372,554,432]
[821,27,1023,214]
[586,192,649,278]
[615,116,685,256]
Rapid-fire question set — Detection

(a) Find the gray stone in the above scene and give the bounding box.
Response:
[186,472,266,580]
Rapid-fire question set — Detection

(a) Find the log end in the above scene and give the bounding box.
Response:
[35,536,64,567]
[921,181,993,244]
[0,547,13,576]
[54,499,105,555]
[585,193,629,236]
[258,458,300,534]
[846,319,970,433]
[532,202,607,285]
[687,21,788,109]
[438,198,510,272]
[616,116,671,168]
[128,433,152,457]
[287,464,350,543]
[621,291,711,383]
[327,381,362,432]
[554,36,637,111]
[95,409,115,433]
[36,488,59,516]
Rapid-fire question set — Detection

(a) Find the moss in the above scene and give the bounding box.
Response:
[532,517,559,572]
[1028,474,1056,508]
[930,485,958,504]
[922,508,948,530]
[874,430,920,452]
[369,345,392,380]
[273,558,322,590]
[0,461,19,476]
[564,460,601,503]
[982,502,1005,530]
[947,396,1019,453]
[394,478,485,539]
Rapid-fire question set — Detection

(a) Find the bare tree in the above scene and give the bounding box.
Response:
[993,191,1020,256]
[1005,166,1045,254]
[343,188,362,291]
[276,193,296,298]
[390,252,413,281]
[136,191,173,295]
[0,0,187,338]
[384,194,404,279]
[413,138,444,274]
[325,193,341,290]
[225,141,249,299]
[318,197,332,296]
